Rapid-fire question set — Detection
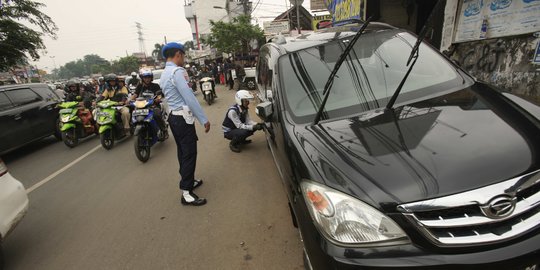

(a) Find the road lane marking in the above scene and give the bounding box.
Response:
[26,144,102,194]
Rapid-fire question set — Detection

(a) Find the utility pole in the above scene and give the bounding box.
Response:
[135,22,147,65]
[242,0,249,16]
[289,0,303,34]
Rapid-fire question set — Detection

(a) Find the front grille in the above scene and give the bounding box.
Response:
[397,170,540,247]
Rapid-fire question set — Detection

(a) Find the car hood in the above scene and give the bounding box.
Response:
[296,83,540,206]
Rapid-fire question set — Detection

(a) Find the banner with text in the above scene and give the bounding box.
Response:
[454,0,540,43]
[325,0,366,26]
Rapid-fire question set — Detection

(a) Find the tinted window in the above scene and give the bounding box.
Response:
[6,88,42,106]
[0,92,13,111]
[35,85,60,101]
[279,30,472,123]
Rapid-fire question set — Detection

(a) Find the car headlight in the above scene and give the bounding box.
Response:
[300,180,409,246]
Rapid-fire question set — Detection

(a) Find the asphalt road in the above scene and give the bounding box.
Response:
[3,85,304,270]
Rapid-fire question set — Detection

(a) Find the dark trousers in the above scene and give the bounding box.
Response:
[224,129,254,145]
[153,107,166,130]
[168,115,198,191]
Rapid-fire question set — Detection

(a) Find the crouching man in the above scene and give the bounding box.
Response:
[222,90,264,153]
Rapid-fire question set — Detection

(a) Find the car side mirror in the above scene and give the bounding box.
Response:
[256,101,273,122]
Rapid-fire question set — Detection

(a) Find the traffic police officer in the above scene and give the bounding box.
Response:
[159,42,211,206]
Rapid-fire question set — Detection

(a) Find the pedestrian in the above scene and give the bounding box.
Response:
[159,42,210,206]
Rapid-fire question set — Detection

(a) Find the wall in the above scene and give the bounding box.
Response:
[447,34,540,105]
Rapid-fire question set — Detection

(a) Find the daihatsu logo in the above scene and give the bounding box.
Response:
[481,195,517,219]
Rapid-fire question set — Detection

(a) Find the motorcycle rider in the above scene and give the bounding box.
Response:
[96,73,131,134]
[128,71,140,88]
[64,79,81,102]
[132,69,167,131]
[198,66,217,100]
[222,90,264,153]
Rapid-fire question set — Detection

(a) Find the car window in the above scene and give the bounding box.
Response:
[5,88,42,106]
[0,92,14,111]
[35,85,61,102]
[279,30,472,123]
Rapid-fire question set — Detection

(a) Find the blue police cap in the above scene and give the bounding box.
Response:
[162,42,185,58]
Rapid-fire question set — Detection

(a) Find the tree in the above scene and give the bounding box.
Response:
[0,0,58,71]
[184,41,195,52]
[152,43,164,61]
[112,56,139,74]
[204,15,264,55]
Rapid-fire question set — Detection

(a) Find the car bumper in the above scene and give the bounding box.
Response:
[294,199,540,270]
[0,171,29,239]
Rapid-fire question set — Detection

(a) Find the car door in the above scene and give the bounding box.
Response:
[260,47,298,202]
[4,87,45,143]
[32,85,60,136]
[0,91,22,153]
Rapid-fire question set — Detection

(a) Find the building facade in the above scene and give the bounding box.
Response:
[184,0,251,50]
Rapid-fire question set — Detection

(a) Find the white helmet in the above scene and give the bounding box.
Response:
[131,72,137,76]
[185,64,190,68]
[235,90,254,106]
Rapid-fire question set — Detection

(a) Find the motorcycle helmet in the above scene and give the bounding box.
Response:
[117,76,126,82]
[131,72,137,77]
[140,69,153,80]
[235,90,254,106]
[104,73,117,82]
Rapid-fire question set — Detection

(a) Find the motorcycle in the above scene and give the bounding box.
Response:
[131,92,168,162]
[58,101,97,148]
[95,100,130,150]
[189,76,198,92]
[200,77,215,105]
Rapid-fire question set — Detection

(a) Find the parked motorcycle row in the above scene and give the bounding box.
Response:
[56,83,170,163]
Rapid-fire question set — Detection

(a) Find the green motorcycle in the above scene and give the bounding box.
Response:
[95,100,130,150]
[58,101,97,148]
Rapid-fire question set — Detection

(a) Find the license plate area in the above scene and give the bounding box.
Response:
[133,109,149,116]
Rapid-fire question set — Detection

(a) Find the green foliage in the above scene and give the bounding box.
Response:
[204,15,264,54]
[0,0,58,71]
[151,43,164,61]
[184,41,195,51]
[56,55,139,79]
[112,56,139,74]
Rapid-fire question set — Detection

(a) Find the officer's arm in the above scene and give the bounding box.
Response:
[245,113,258,126]
[173,71,209,125]
[228,110,254,130]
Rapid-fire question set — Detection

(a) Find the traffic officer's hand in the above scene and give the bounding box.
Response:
[253,123,264,131]
[204,121,211,133]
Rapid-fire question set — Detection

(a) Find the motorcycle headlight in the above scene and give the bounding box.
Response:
[61,115,71,122]
[300,180,409,246]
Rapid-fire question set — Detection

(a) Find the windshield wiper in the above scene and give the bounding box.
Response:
[313,16,373,125]
[386,0,443,109]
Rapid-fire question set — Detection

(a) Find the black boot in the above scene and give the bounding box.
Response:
[229,141,241,153]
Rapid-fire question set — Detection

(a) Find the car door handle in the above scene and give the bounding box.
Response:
[14,114,22,121]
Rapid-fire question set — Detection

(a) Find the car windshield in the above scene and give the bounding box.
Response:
[279,29,472,123]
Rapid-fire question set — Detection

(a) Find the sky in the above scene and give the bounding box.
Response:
[31,0,311,73]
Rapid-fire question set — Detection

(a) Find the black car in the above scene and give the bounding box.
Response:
[255,23,540,269]
[0,83,62,154]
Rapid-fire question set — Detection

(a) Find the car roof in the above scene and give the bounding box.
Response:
[0,83,49,92]
[268,22,397,54]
